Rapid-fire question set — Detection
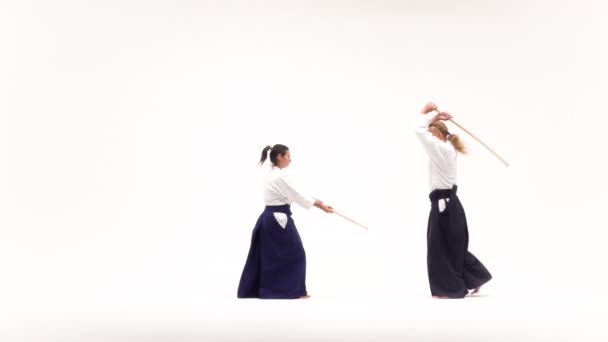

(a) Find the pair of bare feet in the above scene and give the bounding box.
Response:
[432,286,481,299]
[299,295,311,299]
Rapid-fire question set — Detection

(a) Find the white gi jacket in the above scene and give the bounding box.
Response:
[414,113,458,212]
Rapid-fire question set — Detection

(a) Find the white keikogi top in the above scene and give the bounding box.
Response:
[264,165,316,209]
[413,113,458,192]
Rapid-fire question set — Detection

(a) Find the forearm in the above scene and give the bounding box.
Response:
[414,112,448,161]
[414,112,436,134]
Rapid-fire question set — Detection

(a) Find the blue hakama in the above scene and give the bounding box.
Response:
[237,204,307,299]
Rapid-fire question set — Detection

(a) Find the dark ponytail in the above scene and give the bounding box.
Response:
[259,145,272,165]
[258,144,289,166]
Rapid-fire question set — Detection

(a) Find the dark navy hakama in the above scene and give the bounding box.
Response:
[237,204,307,299]
[427,185,492,298]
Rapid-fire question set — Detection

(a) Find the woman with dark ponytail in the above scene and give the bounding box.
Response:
[414,102,492,299]
[237,144,334,299]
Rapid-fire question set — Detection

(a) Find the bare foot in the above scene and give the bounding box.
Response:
[471,286,481,294]
[299,295,311,299]
[432,295,449,299]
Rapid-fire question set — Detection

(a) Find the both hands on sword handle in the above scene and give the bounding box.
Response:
[421,101,452,121]
[420,101,510,167]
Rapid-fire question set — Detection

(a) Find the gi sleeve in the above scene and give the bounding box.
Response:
[413,113,453,163]
[275,173,316,209]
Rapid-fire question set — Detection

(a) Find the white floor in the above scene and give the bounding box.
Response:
[1,217,606,342]
[2,288,606,342]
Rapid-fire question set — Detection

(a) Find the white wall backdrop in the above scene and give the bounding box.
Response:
[1,0,606,341]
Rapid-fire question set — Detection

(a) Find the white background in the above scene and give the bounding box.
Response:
[1,0,606,341]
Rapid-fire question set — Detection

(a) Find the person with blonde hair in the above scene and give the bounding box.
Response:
[237,144,334,299]
[414,102,492,299]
